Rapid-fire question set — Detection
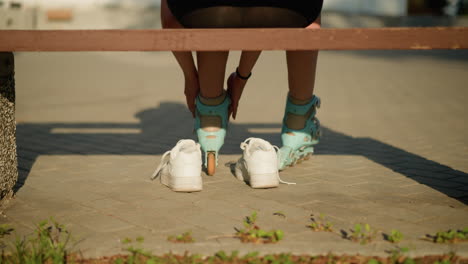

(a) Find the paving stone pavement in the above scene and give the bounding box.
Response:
[0,48,467,258]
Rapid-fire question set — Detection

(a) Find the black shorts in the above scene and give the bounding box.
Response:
[167,0,323,28]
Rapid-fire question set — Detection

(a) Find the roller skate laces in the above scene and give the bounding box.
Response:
[235,137,296,188]
[279,96,321,171]
[151,139,203,192]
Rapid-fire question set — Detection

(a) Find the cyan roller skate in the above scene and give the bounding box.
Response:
[278,95,321,170]
[195,94,231,175]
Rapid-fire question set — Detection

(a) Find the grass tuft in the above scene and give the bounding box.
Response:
[235,211,284,244]
[425,228,468,243]
[167,231,195,243]
[346,223,377,245]
[0,218,74,264]
[308,213,333,232]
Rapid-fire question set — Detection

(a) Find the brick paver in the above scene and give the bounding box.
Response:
[0,39,467,257]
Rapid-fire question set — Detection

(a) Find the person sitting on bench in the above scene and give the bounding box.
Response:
[161,0,323,171]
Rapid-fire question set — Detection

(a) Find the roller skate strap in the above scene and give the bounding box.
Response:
[286,95,321,115]
[196,96,231,114]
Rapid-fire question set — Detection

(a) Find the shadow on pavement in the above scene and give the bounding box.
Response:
[15,102,467,204]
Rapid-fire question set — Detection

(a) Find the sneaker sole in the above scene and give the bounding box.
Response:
[163,175,203,192]
[172,186,202,192]
[235,162,279,189]
[250,173,280,188]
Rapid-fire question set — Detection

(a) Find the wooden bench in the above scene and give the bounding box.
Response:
[1,27,468,199]
[1,28,468,51]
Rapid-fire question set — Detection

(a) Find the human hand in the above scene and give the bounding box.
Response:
[184,73,200,118]
[227,71,248,120]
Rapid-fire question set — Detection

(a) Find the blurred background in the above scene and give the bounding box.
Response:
[1,0,468,29]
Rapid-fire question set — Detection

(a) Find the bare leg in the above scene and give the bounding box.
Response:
[195,52,230,175]
[286,50,318,101]
[287,15,321,101]
[237,51,261,77]
[197,52,229,98]
[284,50,319,130]
[280,17,322,170]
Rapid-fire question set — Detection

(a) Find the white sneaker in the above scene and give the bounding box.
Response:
[235,138,296,188]
[151,139,203,192]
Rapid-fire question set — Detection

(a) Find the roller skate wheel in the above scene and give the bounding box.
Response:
[207,152,216,176]
[290,159,297,167]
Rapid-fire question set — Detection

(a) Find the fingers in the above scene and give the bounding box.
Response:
[185,93,196,118]
[184,89,197,118]
[184,74,200,118]
[227,71,246,120]
[228,102,238,120]
[232,103,238,120]
[227,72,237,120]
[188,101,196,118]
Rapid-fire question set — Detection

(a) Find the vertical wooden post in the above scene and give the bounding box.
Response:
[0,52,17,200]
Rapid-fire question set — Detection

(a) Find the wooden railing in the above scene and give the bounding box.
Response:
[1,27,468,51]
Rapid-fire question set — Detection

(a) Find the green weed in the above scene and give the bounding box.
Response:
[0,224,14,249]
[387,247,411,264]
[161,252,204,264]
[2,218,468,263]
[116,236,162,264]
[367,259,381,264]
[206,251,240,262]
[0,224,14,238]
[348,223,376,245]
[386,230,404,243]
[426,228,468,243]
[434,260,452,264]
[235,211,284,244]
[0,219,73,264]
[308,213,333,232]
[433,253,458,264]
[167,231,195,243]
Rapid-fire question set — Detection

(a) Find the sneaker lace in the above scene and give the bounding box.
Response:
[150,139,200,180]
[273,145,296,185]
[240,137,256,151]
[150,150,171,180]
[240,138,296,185]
